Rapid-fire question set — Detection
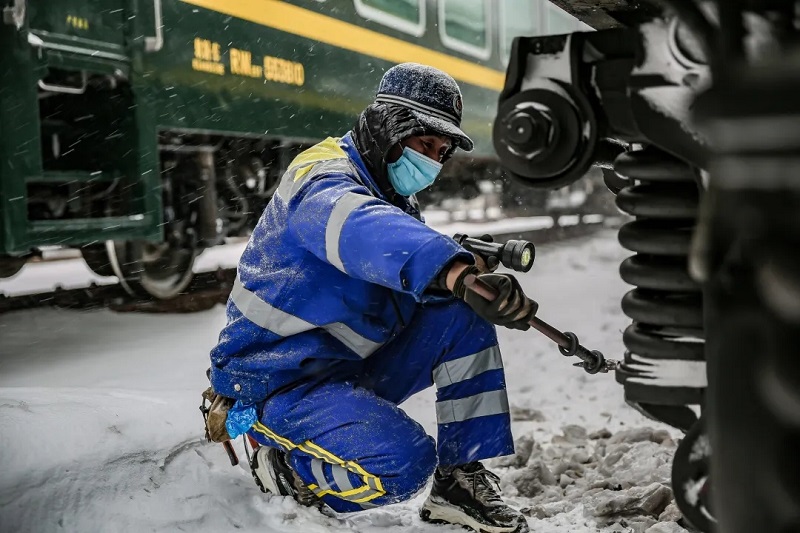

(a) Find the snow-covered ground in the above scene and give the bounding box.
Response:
[0,230,685,533]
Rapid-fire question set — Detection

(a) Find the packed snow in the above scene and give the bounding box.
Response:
[0,230,689,533]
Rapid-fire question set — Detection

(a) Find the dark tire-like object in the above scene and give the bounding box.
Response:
[0,256,26,278]
[80,244,116,277]
[672,416,715,532]
[106,240,197,300]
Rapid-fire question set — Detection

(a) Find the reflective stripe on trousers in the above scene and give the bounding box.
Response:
[432,346,503,388]
[435,389,510,424]
[432,345,509,424]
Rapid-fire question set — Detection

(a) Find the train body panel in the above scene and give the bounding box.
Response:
[1,0,160,255]
[27,0,128,56]
[138,0,504,152]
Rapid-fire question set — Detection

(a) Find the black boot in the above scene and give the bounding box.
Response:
[420,462,528,533]
[251,446,321,508]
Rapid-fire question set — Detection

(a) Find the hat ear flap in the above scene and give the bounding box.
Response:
[379,104,425,162]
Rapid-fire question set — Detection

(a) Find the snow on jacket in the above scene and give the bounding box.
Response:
[209,133,472,403]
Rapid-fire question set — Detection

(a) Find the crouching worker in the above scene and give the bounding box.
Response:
[208,63,536,533]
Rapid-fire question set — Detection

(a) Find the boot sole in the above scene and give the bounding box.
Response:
[253,447,328,511]
[420,498,526,533]
[252,448,283,495]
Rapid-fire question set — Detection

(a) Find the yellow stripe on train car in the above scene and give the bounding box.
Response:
[180,0,506,91]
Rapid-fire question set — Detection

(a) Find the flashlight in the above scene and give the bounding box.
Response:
[453,233,536,273]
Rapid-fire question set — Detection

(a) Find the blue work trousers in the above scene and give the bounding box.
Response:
[247,298,514,512]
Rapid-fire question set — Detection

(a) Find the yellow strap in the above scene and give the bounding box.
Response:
[293,164,315,183]
[252,421,386,501]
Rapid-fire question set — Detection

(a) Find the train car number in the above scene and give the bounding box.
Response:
[192,38,305,86]
[264,56,305,86]
[193,37,225,75]
[66,15,90,30]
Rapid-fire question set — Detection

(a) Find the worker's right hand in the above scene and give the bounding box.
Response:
[451,267,538,330]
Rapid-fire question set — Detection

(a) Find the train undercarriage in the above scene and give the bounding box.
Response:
[491,1,800,531]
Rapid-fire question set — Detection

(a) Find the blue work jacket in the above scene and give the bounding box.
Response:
[209,133,472,402]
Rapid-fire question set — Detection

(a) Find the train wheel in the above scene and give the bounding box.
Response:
[672,416,715,532]
[80,244,116,277]
[0,256,26,278]
[106,240,197,300]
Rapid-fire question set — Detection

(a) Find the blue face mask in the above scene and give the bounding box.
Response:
[387,147,443,196]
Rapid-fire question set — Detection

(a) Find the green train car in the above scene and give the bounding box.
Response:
[0,0,587,298]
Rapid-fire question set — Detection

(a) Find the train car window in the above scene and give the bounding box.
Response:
[354,0,425,37]
[439,0,491,60]
[500,0,541,62]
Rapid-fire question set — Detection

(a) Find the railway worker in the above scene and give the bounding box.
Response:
[209,62,535,533]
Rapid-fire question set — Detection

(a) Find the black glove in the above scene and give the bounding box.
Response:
[475,234,500,272]
[453,267,538,330]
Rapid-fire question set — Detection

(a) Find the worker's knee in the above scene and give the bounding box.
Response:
[317,432,437,513]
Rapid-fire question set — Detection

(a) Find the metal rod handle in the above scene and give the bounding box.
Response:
[465,275,569,347]
[463,274,613,374]
[38,71,88,95]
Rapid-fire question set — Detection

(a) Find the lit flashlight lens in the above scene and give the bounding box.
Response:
[521,248,532,267]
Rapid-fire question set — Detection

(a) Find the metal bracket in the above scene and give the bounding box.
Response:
[37,71,89,95]
[144,0,164,52]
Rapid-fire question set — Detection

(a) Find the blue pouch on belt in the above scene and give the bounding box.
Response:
[225,401,258,439]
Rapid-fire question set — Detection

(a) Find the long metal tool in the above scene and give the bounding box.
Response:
[463,274,618,374]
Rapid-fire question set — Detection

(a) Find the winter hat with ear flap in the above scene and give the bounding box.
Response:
[375,63,474,152]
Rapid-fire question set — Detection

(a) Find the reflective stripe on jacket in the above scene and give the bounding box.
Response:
[209,133,472,402]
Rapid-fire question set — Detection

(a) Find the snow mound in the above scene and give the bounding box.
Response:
[491,426,690,533]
